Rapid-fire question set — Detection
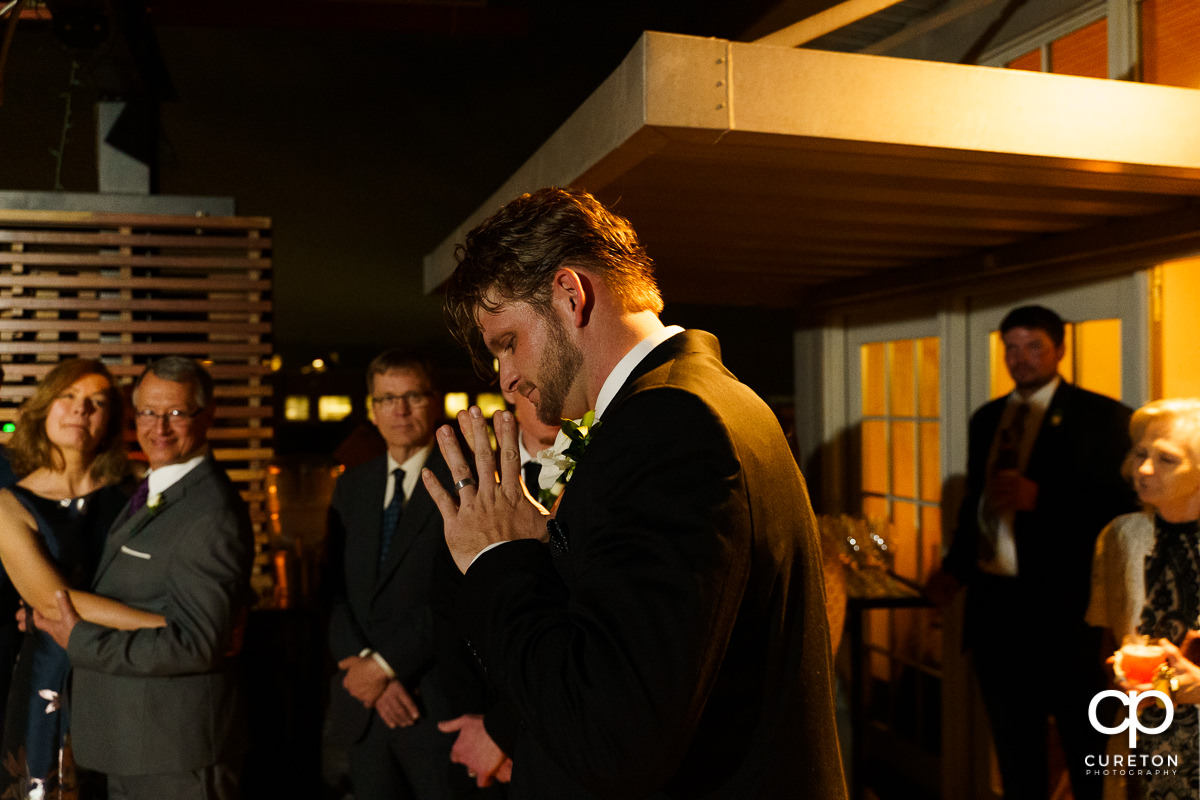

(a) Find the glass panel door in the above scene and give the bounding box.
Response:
[967,273,1148,410]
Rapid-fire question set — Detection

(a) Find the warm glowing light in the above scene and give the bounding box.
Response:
[285,396,311,422]
[444,392,469,419]
[318,395,353,422]
[312,358,325,371]
[269,355,283,372]
[476,392,507,419]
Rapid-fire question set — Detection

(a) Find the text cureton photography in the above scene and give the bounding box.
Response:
[1085,753,1180,777]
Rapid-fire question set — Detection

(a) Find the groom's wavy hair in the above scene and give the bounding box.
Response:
[445,186,662,377]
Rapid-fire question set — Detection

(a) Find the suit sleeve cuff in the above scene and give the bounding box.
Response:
[469,541,512,568]
[361,648,396,680]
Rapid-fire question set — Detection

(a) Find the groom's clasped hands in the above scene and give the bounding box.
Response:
[422,406,549,573]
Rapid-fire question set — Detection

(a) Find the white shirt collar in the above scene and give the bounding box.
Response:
[593,326,684,421]
[518,434,535,468]
[146,451,207,498]
[1009,374,1060,412]
[385,444,432,506]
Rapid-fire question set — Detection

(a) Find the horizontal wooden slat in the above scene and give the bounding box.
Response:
[3,297,272,313]
[209,427,275,440]
[214,448,275,461]
[0,230,272,250]
[214,407,273,419]
[0,252,272,270]
[0,342,270,355]
[0,320,272,335]
[227,469,269,483]
[0,407,275,422]
[0,364,274,380]
[2,275,269,292]
[0,209,271,230]
[213,385,273,398]
[0,383,272,401]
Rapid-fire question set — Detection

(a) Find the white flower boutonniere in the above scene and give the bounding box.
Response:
[146,493,164,513]
[535,410,601,505]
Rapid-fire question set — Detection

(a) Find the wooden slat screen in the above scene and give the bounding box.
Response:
[0,208,275,599]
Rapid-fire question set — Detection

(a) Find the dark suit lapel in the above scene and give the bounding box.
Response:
[355,459,388,584]
[1026,381,1073,479]
[606,330,717,415]
[374,448,446,590]
[974,399,1007,472]
[375,486,434,589]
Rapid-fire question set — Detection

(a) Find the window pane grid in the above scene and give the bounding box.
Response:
[857,333,945,765]
[859,336,941,587]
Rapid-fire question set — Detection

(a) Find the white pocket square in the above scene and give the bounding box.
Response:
[120,545,152,560]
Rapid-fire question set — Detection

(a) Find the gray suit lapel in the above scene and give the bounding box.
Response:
[94,505,158,583]
[92,457,214,583]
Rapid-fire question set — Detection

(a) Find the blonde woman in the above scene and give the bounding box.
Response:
[0,360,165,800]
[1088,397,1200,800]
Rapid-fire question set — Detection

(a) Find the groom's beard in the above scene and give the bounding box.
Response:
[534,312,584,427]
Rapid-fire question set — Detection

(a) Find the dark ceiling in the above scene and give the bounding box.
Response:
[0,0,805,391]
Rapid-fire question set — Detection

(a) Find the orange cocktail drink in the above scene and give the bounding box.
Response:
[1120,642,1166,684]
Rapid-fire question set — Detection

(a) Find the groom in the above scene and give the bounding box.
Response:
[423,187,846,799]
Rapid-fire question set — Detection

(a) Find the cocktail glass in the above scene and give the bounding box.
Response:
[1118,634,1167,684]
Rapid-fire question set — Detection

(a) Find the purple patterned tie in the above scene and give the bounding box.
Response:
[124,479,150,522]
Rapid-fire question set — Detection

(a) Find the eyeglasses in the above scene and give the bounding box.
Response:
[135,408,202,426]
[372,392,434,411]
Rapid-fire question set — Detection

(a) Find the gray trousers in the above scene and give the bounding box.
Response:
[106,762,240,800]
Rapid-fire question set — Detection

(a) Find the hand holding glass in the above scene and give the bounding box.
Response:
[1117,634,1167,685]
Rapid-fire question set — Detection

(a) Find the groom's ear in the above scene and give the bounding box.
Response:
[551,268,593,328]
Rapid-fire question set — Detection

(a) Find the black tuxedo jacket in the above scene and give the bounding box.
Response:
[459,330,846,800]
[943,380,1136,633]
[326,448,456,748]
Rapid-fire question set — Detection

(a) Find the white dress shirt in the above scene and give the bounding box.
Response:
[977,376,1060,576]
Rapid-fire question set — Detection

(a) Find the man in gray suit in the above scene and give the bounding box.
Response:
[39,356,255,800]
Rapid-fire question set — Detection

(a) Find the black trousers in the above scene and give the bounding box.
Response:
[968,574,1111,800]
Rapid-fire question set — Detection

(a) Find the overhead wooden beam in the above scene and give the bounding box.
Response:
[807,201,1200,307]
[753,0,906,48]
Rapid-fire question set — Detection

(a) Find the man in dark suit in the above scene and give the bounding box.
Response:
[422,187,846,799]
[510,390,560,505]
[926,305,1137,800]
[38,356,255,800]
[433,390,557,794]
[325,350,459,799]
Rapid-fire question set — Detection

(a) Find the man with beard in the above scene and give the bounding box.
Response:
[926,305,1136,800]
[421,187,846,799]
